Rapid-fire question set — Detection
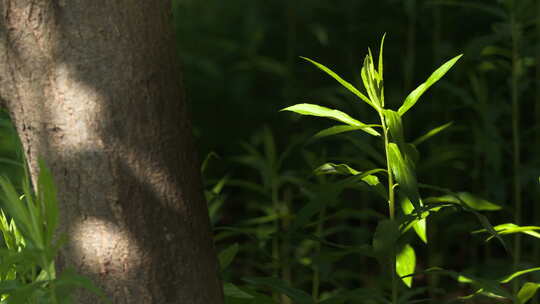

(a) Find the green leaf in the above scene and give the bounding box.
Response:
[223,283,254,299]
[313,125,381,139]
[361,53,382,108]
[396,244,416,288]
[314,163,360,175]
[314,164,386,193]
[473,223,540,241]
[398,54,463,116]
[37,160,59,247]
[384,110,405,145]
[281,103,380,136]
[499,267,540,284]
[517,282,540,304]
[289,200,326,232]
[412,122,453,146]
[427,192,501,211]
[401,197,427,243]
[0,177,33,244]
[387,143,421,208]
[218,243,239,271]
[378,33,386,82]
[243,277,313,304]
[300,57,375,110]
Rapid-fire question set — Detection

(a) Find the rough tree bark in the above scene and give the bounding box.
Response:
[0,1,224,303]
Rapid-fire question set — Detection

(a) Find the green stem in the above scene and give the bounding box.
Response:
[510,12,522,294]
[380,113,397,304]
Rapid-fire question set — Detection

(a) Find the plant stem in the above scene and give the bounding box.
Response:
[380,113,397,304]
[510,11,522,294]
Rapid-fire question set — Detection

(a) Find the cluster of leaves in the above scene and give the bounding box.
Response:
[205,35,540,304]
[0,161,106,304]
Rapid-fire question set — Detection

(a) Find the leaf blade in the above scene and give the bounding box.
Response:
[398,54,463,116]
[281,103,380,136]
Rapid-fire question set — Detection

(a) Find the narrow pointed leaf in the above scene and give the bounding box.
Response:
[314,164,386,188]
[218,243,239,271]
[427,192,500,211]
[300,57,376,109]
[473,223,540,240]
[387,143,421,208]
[401,197,427,243]
[396,244,416,288]
[384,110,405,145]
[223,283,254,299]
[517,282,540,304]
[281,103,380,136]
[314,163,360,175]
[499,267,540,284]
[38,160,59,246]
[412,122,453,146]
[378,33,386,81]
[398,54,463,116]
[314,124,381,139]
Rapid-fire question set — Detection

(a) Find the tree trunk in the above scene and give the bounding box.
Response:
[0,1,224,303]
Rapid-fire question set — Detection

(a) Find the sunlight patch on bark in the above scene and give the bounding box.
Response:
[50,63,105,152]
[71,217,140,278]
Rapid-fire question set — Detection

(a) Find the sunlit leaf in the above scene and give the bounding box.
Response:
[427,192,500,211]
[314,124,381,139]
[384,110,405,145]
[473,223,540,241]
[0,177,33,244]
[412,122,453,146]
[398,54,463,116]
[361,52,382,107]
[401,197,427,243]
[281,103,380,136]
[517,282,540,304]
[499,267,540,284]
[300,57,376,110]
[396,244,416,288]
[378,33,386,83]
[387,143,421,208]
[314,163,360,175]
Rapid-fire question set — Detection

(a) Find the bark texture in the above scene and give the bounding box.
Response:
[0,1,223,303]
